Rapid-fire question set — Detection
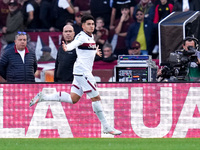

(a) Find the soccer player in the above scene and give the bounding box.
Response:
[30,15,122,135]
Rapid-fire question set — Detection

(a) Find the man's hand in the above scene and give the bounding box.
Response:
[96,31,102,38]
[96,45,102,57]
[62,41,67,51]
[2,27,7,34]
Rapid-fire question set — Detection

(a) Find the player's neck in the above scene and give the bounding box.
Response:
[83,30,92,36]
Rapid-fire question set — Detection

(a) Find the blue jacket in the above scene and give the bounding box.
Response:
[0,46,37,82]
[125,19,155,54]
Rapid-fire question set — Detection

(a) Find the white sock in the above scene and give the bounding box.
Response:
[92,101,109,128]
[43,92,73,104]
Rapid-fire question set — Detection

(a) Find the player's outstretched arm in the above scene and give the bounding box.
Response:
[62,41,68,51]
[96,45,102,57]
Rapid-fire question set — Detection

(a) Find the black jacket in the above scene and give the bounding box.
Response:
[173,0,196,11]
[54,46,77,82]
[0,46,37,82]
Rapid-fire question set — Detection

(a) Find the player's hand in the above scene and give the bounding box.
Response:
[62,41,67,51]
[96,45,102,57]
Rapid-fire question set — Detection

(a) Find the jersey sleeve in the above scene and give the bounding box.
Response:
[67,33,84,51]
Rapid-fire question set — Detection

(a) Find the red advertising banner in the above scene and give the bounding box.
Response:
[0,83,200,138]
[28,32,62,49]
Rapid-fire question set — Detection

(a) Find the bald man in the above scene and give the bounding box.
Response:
[54,25,77,82]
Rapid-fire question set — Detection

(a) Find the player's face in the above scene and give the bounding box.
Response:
[63,25,75,43]
[183,41,195,51]
[82,20,95,35]
[15,35,27,50]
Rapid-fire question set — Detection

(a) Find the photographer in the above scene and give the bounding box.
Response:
[157,36,200,82]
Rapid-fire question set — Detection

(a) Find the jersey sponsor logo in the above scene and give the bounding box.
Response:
[78,43,96,50]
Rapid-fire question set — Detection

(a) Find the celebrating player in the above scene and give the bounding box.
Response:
[30,15,122,135]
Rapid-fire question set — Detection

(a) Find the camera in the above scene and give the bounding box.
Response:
[159,46,198,81]
[169,46,197,66]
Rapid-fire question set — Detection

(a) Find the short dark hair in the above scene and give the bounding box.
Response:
[121,4,130,10]
[135,9,144,14]
[65,19,74,25]
[183,36,199,48]
[81,15,95,24]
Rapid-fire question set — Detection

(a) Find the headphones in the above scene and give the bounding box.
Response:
[183,36,199,49]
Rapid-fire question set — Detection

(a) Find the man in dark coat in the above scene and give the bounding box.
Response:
[0,32,37,82]
[54,24,77,82]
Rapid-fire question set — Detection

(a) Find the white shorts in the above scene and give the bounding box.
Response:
[71,73,99,98]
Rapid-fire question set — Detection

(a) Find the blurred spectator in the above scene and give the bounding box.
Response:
[54,24,77,82]
[51,0,75,31]
[109,0,136,30]
[153,0,173,24]
[0,0,9,29]
[126,9,155,55]
[73,0,90,14]
[194,0,200,10]
[73,11,82,35]
[19,0,29,28]
[152,0,173,57]
[94,17,109,50]
[22,0,42,30]
[128,41,144,55]
[173,0,196,12]
[111,4,134,56]
[38,46,55,62]
[90,0,112,29]
[39,0,55,31]
[65,19,74,26]
[102,43,117,62]
[0,32,37,82]
[133,0,155,22]
[1,0,24,51]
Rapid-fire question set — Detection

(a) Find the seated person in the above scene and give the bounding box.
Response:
[35,46,56,82]
[38,46,55,62]
[128,41,144,55]
[102,43,117,62]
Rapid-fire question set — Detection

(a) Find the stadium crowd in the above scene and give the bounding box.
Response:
[0,0,200,82]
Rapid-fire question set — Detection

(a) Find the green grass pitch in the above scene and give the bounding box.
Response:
[1,138,200,150]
